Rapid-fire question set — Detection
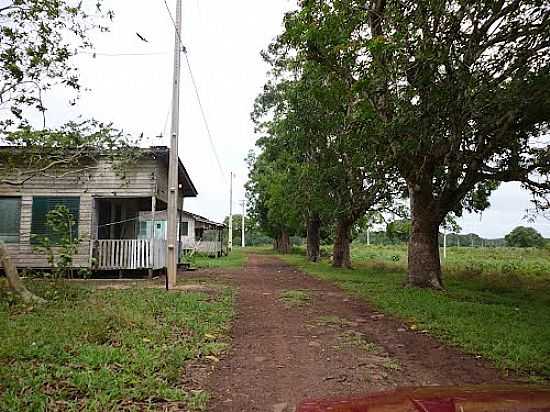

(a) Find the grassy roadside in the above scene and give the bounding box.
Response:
[278,253,550,380]
[192,247,248,269]
[0,281,234,411]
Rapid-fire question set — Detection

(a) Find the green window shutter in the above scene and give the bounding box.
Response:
[31,197,80,243]
[0,197,21,243]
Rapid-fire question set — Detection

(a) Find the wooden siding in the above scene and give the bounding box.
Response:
[4,195,93,268]
[0,158,165,269]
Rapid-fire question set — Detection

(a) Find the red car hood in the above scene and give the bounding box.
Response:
[297,386,550,412]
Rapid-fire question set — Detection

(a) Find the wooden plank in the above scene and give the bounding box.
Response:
[131,240,136,269]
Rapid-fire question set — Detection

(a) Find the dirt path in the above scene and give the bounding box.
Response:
[198,254,517,412]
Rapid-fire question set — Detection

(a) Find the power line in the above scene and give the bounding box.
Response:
[183,52,225,178]
[161,0,225,179]
[82,51,168,57]
[162,0,183,46]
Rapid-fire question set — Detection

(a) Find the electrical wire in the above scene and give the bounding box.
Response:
[183,52,226,178]
[162,0,183,45]
[81,51,168,57]
[161,0,226,180]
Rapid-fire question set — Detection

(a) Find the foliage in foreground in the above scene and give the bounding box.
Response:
[279,249,550,379]
[0,282,233,411]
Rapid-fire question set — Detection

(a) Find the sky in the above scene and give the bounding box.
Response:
[28,0,550,238]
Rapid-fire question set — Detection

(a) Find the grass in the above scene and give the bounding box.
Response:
[316,315,349,328]
[0,280,234,411]
[191,247,247,269]
[279,246,550,379]
[279,289,311,307]
[338,330,380,353]
[349,244,550,285]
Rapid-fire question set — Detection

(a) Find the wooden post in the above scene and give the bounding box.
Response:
[228,172,233,252]
[149,196,156,280]
[109,201,116,239]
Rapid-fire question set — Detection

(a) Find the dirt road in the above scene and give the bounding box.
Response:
[198,254,516,412]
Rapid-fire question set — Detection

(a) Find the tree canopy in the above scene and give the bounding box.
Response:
[247,0,550,287]
[505,226,546,248]
[0,0,112,130]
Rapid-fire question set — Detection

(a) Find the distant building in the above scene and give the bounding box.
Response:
[138,210,224,256]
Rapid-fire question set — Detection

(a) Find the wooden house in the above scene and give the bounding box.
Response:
[138,210,225,256]
[0,146,198,273]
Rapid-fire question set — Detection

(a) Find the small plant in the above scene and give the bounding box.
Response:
[181,250,197,266]
[317,315,348,327]
[32,205,83,279]
[383,358,401,371]
[339,331,381,353]
[279,289,311,307]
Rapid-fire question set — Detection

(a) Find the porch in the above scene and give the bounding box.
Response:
[93,239,167,270]
[91,197,178,271]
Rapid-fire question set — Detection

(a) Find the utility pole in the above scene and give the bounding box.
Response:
[228,172,233,252]
[240,200,246,247]
[166,0,182,290]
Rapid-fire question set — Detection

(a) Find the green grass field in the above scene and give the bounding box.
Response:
[191,247,248,269]
[347,244,550,285]
[0,281,234,411]
[279,244,550,380]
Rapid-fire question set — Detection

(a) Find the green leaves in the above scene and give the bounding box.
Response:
[505,226,547,248]
[0,0,113,130]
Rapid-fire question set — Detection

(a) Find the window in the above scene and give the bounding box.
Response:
[180,221,189,237]
[31,197,80,243]
[195,227,204,241]
[139,221,149,238]
[0,197,21,243]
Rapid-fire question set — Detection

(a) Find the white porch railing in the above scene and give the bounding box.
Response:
[94,239,166,270]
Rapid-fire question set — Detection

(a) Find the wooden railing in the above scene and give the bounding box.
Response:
[181,240,223,257]
[93,239,166,270]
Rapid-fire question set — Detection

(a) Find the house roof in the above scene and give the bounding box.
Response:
[139,209,225,228]
[148,146,198,197]
[0,144,199,198]
[181,210,225,228]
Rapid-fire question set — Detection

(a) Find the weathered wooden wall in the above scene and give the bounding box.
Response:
[0,157,183,269]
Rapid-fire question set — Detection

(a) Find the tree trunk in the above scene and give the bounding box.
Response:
[332,218,352,268]
[0,242,46,304]
[306,214,321,262]
[274,231,291,254]
[407,188,444,289]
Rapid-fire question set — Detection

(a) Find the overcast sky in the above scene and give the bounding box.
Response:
[36,0,550,238]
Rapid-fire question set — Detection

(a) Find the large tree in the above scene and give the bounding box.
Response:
[245,147,303,254]
[253,26,401,267]
[278,0,550,287]
[505,226,546,248]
